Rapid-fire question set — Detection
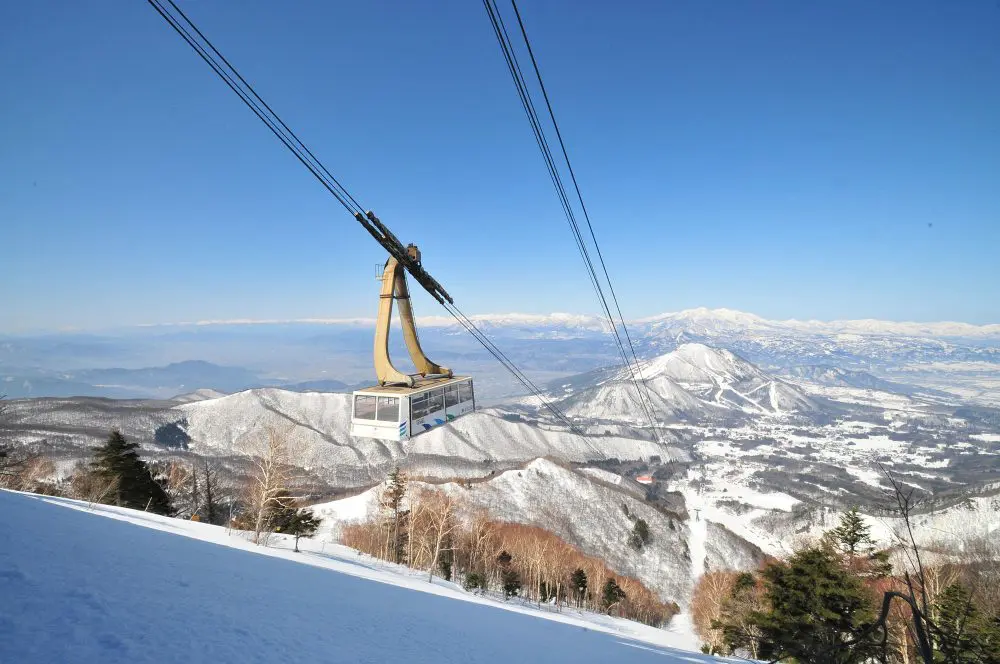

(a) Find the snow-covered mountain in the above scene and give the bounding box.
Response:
[633,307,1000,340]
[316,459,766,605]
[636,344,817,414]
[557,343,817,422]
[174,307,1000,340]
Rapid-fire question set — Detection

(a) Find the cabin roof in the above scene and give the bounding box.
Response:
[353,375,472,396]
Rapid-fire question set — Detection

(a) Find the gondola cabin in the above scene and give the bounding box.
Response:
[351,376,475,441]
[349,237,476,441]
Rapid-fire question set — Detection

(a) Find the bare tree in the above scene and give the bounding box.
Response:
[240,428,301,545]
[69,461,119,506]
[0,396,42,490]
[200,459,223,525]
[691,570,739,654]
[422,489,460,582]
[164,461,200,518]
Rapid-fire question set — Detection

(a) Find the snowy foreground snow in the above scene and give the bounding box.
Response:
[0,490,731,664]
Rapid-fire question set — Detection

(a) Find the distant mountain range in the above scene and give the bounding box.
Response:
[143,307,1000,339]
[3,308,997,401]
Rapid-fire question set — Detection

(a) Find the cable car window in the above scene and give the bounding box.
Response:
[459,382,473,403]
[411,393,429,419]
[376,397,399,422]
[354,394,377,420]
[445,385,460,407]
[429,388,445,412]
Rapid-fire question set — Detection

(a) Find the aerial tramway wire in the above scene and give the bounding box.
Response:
[482,0,653,417]
[146,0,587,438]
[509,0,659,422]
[482,0,662,441]
[148,0,363,217]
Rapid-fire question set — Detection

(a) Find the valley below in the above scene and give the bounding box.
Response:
[3,309,999,613]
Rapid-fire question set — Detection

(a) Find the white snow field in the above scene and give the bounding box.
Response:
[0,490,730,664]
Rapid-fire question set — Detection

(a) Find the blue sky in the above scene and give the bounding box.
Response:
[2,0,998,332]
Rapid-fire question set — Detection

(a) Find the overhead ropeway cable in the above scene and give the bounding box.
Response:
[482,0,662,441]
[146,0,586,436]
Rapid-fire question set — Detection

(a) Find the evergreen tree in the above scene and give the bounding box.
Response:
[89,430,173,515]
[602,578,626,612]
[463,572,485,592]
[437,535,453,581]
[933,583,1000,664]
[754,546,877,663]
[629,518,651,550]
[501,569,521,599]
[382,468,409,564]
[830,507,874,557]
[571,568,588,607]
[284,508,321,553]
[828,507,891,579]
[495,550,520,599]
[268,490,299,533]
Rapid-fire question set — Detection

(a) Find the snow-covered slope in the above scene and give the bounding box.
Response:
[560,374,710,423]
[0,489,728,664]
[638,344,817,414]
[317,459,767,605]
[170,388,227,403]
[633,307,1000,340]
[554,344,818,425]
[176,389,681,487]
[443,459,696,603]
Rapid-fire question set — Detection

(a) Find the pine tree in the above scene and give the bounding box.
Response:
[629,518,651,550]
[602,578,626,612]
[933,583,1000,664]
[754,546,878,663]
[496,550,520,599]
[571,568,588,607]
[382,467,409,564]
[828,507,891,579]
[501,568,521,599]
[284,508,321,553]
[268,490,299,533]
[830,507,874,557]
[89,430,173,515]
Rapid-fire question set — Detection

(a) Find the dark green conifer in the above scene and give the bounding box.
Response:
[571,568,588,607]
[284,508,321,553]
[602,578,626,612]
[629,518,651,551]
[933,583,1000,664]
[754,546,877,663]
[830,507,874,557]
[90,430,173,515]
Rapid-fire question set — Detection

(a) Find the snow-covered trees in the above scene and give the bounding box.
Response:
[0,397,45,491]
